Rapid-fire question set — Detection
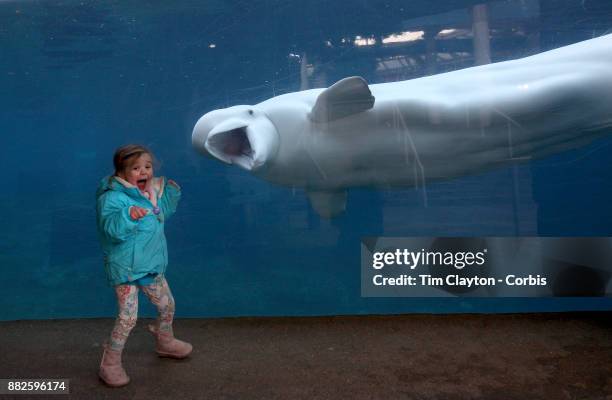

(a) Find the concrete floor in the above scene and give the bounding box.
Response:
[0,313,611,400]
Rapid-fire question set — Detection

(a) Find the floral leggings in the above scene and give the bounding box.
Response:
[108,274,175,351]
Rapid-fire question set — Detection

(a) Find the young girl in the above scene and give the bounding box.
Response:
[95,144,192,387]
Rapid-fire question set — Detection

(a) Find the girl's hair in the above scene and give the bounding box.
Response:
[112,144,158,176]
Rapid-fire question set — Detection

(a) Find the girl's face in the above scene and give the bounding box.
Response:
[120,153,154,191]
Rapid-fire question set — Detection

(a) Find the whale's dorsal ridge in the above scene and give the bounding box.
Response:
[309,76,375,124]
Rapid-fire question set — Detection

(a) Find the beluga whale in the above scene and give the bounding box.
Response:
[192,34,612,218]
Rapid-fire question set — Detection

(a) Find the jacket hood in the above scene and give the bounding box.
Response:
[96,175,137,199]
[96,175,165,200]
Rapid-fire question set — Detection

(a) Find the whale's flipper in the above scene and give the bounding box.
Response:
[307,190,347,218]
[309,76,375,123]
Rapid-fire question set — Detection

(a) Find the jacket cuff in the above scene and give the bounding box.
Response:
[167,179,181,193]
[165,181,181,198]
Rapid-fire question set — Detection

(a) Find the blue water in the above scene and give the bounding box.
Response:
[2,0,612,320]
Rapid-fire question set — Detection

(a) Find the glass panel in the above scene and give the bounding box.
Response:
[1,0,612,319]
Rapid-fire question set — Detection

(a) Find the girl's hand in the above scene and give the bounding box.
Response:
[129,206,149,220]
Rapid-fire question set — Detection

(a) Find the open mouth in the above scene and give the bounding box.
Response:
[136,178,147,190]
[193,110,279,172]
[205,125,257,170]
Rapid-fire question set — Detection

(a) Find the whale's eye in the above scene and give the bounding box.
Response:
[248,109,254,115]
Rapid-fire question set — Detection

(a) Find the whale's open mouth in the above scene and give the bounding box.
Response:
[194,109,279,172]
[205,124,259,170]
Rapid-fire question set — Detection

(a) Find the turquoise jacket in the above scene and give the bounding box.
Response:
[95,175,181,286]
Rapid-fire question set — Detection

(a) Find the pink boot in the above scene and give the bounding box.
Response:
[99,344,130,387]
[148,324,193,359]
